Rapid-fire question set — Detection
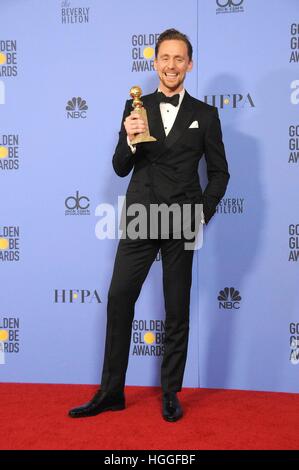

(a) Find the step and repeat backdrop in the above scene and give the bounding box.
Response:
[0,0,298,393]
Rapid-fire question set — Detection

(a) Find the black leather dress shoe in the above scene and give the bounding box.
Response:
[162,392,183,422]
[68,390,125,418]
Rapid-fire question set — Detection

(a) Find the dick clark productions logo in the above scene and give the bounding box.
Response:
[216,0,244,14]
[65,190,90,215]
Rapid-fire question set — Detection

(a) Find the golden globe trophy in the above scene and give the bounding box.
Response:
[129,86,157,144]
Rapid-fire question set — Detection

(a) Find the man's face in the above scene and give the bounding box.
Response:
[154,39,193,94]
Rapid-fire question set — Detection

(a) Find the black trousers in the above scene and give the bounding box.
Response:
[100,235,195,393]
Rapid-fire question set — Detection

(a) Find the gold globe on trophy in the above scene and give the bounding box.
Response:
[129,86,157,144]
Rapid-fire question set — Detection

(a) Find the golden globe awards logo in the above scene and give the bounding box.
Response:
[0,40,18,77]
[216,0,244,14]
[0,134,19,170]
[290,24,299,63]
[0,317,20,365]
[61,0,90,24]
[289,125,299,163]
[131,320,165,356]
[289,224,299,262]
[216,197,244,215]
[131,33,159,72]
[204,93,255,109]
[0,226,20,262]
[290,323,299,365]
[54,289,101,303]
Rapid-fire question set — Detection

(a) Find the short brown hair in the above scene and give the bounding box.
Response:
[155,29,193,60]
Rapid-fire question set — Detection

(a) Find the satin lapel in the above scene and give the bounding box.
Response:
[145,95,165,143]
[163,91,196,150]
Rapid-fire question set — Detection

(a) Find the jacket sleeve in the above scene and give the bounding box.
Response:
[112,99,137,177]
[202,107,230,224]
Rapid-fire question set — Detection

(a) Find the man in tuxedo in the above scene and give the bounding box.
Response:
[69,29,230,422]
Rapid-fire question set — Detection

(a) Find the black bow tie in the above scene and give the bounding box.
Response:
[156,92,180,107]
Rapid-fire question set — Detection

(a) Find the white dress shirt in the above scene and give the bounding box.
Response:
[158,88,185,136]
[126,88,205,224]
[127,88,185,150]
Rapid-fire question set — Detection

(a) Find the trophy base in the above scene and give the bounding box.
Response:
[130,134,157,145]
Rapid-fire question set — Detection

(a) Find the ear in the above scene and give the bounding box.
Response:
[187,59,193,72]
[154,58,157,71]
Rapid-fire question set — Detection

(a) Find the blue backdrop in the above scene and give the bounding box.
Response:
[0,0,298,393]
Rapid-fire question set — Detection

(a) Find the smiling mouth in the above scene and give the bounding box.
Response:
[164,72,178,79]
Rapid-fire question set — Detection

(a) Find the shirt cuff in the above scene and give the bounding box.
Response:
[127,136,136,154]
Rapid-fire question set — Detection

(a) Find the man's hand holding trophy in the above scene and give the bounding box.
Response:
[124,86,157,145]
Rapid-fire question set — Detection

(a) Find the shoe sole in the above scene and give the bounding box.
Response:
[69,404,125,418]
[163,412,183,423]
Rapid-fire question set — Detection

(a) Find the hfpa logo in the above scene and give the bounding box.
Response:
[54,289,101,304]
[218,287,241,309]
[204,93,255,109]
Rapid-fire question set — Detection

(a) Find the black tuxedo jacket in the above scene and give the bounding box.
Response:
[112,90,230,225]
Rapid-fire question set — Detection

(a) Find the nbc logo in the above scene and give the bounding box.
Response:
[66,97,88,118]
[218,287,242,309]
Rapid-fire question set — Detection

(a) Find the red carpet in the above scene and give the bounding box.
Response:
[0,383,298,450]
